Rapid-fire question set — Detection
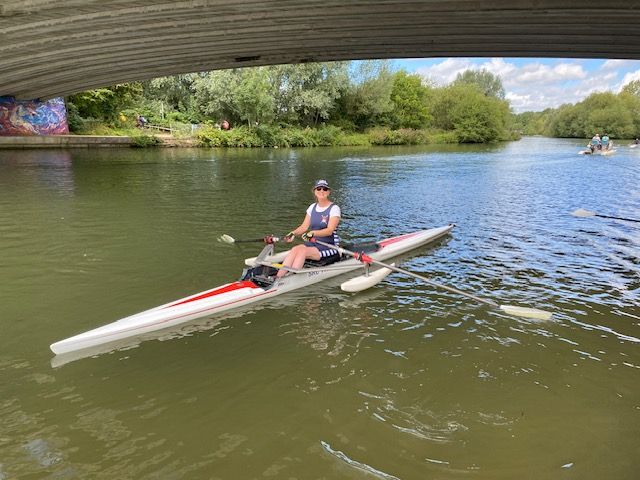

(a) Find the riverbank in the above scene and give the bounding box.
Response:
[0,125,519,149]
[0,134,196,149]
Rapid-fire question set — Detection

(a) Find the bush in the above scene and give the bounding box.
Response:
[309,125,343,146]
[368,128,428,145]
[131,134,161,147]
[255,124,289,147]
[195,125,226,147]
[165,124,467,148]
[286,128,318,147]
[338,132,371,146]
[66,101,84,132]
[429,131,460,144]
[225,126,262,147]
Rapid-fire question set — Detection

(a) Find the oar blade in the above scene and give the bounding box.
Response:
[219,234,236,244]
[499,305,553,320]
[571,208,596,218]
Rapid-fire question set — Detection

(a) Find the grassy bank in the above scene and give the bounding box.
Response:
[193,125,514,148]
[72,123,519,148]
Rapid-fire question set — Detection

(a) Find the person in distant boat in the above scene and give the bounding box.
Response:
[634,138,640,145]
[276,179,341,278]
[601,133,610,151]
[589,134,600,153]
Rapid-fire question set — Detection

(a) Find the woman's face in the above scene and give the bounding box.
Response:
[314,186,330,200]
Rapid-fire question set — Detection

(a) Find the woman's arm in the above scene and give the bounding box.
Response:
[288,214,311,237]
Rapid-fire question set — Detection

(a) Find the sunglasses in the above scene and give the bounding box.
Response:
[315,187,330,191]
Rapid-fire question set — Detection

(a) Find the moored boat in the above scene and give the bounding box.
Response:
[50,225,454,355]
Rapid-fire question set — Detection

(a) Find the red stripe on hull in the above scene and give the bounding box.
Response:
[377,232,420,248]
[164,280,258,308]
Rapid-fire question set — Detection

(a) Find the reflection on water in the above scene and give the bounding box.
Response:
[1,138,639,479]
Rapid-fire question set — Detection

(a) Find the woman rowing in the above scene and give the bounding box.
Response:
[276,179,341,278]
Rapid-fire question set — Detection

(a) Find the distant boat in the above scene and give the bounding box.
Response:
[579,146,616,156]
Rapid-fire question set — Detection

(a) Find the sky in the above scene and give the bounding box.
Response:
[395,57,640,113]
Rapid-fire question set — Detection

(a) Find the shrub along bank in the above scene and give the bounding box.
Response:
[194,125,508,148]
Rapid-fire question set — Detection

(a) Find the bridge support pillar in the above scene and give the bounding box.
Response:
[0,96,69,135]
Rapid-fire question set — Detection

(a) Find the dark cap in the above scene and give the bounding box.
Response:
[314,179,330,189]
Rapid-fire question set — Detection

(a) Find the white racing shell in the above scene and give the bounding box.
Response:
[50,225,454,355]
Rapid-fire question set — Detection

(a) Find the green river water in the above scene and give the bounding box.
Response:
[0,137,638,479]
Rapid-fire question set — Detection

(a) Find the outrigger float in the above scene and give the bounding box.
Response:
[50,224,552,356]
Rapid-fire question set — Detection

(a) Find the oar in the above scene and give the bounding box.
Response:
[571,209,640,224]
[311,239,553,320]
[219,234,282,244]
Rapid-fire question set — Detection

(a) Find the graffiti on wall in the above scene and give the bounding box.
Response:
[0,96,69,135]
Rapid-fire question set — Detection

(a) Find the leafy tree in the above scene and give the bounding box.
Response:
[141,74,199,121]
[270,63,348,126]
[234,67,275,126]
[386,70,432,129]
[453,69,505,99]
[193,70,241,124]
[193,69,276,126]
[546,104,588,137]
[67,83,142,121]
[144,75,197,110]
[588,105,633,138]
[432,83,508,142]
[621,79,640,97]
[339,60,394,129]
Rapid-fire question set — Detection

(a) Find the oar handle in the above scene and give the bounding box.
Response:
[224,234,282,243]
[312,239,499,308]
[228,235,283,243]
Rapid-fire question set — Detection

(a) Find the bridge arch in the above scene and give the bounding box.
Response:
[1,0,639,100]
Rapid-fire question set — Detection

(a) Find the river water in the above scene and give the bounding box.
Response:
[1,137,638,479]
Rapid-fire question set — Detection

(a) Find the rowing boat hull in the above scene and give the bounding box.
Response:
[50,224,454,355]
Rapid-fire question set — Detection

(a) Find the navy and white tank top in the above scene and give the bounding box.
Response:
[305,202,340,253]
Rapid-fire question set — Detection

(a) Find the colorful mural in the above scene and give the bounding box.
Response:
[0,96,69,135]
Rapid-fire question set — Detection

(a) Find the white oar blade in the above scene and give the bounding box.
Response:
[499,305,553,320]
[219,234,236,244]
[571,208,596,218]
[341,264,394,293]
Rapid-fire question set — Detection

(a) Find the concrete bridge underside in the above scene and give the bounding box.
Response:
[2,0,640,100]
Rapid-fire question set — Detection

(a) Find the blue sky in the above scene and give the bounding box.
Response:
[393,58,640,113]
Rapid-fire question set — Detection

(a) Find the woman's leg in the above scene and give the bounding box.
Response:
[276,245,321,278]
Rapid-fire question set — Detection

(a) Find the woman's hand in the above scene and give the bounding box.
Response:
[284,231,296,243]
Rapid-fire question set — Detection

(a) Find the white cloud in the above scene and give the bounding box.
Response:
[479,58,517,79]
[618,70,640,91]
[503,62,586,86]
[413,58,640,112]
[601,59,637,71]
[415,58,473,85]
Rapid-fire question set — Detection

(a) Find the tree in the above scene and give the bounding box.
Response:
[67,83,142,122]
[621,79,640,97]
[234,67,275,126]
[193,70,237,123]
[453,69,505,99]
[144,75,197,110]
[432,83,509,142]
[270,63,348,126]
[339,60,394,129]
[386,70,432,129]
[193,68,275,126]
[547,104,588,137]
